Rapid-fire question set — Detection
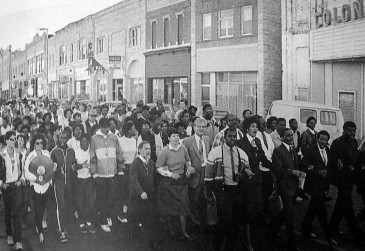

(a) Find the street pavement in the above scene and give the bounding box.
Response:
[1,185,365,251]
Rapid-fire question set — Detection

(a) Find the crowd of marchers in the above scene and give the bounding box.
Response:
[0,97,365,251]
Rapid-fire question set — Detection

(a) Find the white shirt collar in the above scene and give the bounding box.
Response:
[282,142,291,151]
[246,133,255,143]
[317,143,326,152]
[138,155,148,164]
[168,143,181,151]
[194,133,203,141]
[308,128,316,135]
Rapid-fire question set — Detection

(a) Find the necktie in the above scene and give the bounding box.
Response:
[199,137,204,158]
[262,132,268,149]
[230,147,236,182]
[321,150,327,166]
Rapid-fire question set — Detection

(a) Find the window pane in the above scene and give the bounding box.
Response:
[320,111,336,125]
[164,18,169,46]
[151,21,157,49]
[242,21,253,34]
[201,73,210,85]
[300,109,317,123]
[217,72,228,82]
[202,86,210,101]
[231,73,243,82]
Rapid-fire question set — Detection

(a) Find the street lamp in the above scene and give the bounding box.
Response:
[40,28,48,98]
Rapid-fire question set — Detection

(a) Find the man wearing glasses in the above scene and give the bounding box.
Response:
[0,131,24,250]
[83,109,99,138]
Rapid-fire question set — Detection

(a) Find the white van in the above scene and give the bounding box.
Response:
[268,100,344,139]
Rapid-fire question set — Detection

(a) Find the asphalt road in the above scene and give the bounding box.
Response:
[1,185,365,251]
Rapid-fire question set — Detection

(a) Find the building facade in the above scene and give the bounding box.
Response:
[193,0,282,117]
[12,49,27,98]
[283,0,365,138]
[145,0,192,107]
[0,46,12,100]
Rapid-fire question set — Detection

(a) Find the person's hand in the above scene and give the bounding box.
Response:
[245,169,255,179]
[171,173,180,180]
[141,192,148,200]
[235,172,243,181]
[318,170,327,177]
[292,170,301,177]
[2,183,9,190]
[53,163,57,172]
[15,181,22,187]
[38,179,46,185]
[243,160,250,169]
[308,165,315,171]
[348,165,355,171]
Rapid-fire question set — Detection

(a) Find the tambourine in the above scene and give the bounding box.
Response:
[29,155,55,183]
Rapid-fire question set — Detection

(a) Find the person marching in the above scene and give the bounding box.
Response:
[0,131,25,250]
[50,131,77,243]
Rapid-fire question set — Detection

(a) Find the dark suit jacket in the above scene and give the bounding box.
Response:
[236,136,273,184]
[183,135,211,189]
[141,130,157,163]
[300,129,317,157]
[293,130,301,153]
[301,144,329,198]
[272,144,299,198]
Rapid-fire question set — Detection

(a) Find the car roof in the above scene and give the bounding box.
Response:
[271,100,341,111]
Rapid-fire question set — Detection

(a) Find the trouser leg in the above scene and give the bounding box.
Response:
[302,197,317,234]
[3,187,13,237]
[54,182,66,232]
[32,189,48,234]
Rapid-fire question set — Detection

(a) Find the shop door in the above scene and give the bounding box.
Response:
[339,92,355,122]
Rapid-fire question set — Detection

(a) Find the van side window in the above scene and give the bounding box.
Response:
[320,111,336,126]
[300,109,317,123]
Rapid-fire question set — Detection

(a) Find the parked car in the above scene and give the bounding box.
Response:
[268,100,344,140]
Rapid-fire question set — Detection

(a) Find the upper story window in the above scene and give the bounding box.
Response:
[59,46,67,65]
[78,38,87,60]
[151,20,157,49]
[177,14,184,45]
[130,27,141,47]
[219,9,234,38]
[97,37,104,54]
[241,5,253,35]
[203,13,212,40]
[70,43,74,62]
[163,17,170,47]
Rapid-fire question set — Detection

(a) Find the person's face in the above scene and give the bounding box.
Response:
[86,106,91,112]
[225,130,237,147]
[75,115,81,122]
[244,111,252,119]
[23,119,30,126]
[79,105,85,112]
[101,108,108,117]
[80,137,89,151]
[203,106,213,120]
[152,119,161,133]
[161,122,168,133]
[51,105,57,114]
[139,143,151,159]
[307,119,316,130]
[35,139,44,150]
[290,120,298,131]
[61,103,67,110]
[258,118,267,132]
[276,121,286,133]
[36,117,42,124]
[248,123,258,138]
[119,105,126,115]
[227,115,237,128]
[281,130,294,145]
[317,134,329,149]
[181,112,190,124]
[17,137,25,147]
[343,126,356,138]
[7,135,16,148]
[189,108,196,117]
[169,133,180,145]
[157,102,163,110]
[17,124,22,132]
[59,133,68,147]
[66,111,72,119]
[22,128,29,136]
[179,101,186,108]
[110,120,116,131]
[45,115,51,124]
[271,120,277,130]
[194,122,207,137]
[100,126,110,135]
[141,124,150,134]
[25,107,30,114]
[89,114,97,122]
[74,127,83,140]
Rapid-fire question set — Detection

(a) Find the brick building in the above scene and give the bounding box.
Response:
[282,0,365,138]
[193,0,282,117]
[0,46,12,100]
[145,0,192,106]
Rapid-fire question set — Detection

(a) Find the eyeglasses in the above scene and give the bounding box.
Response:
[35,142,43,146]
[9,138,16,141]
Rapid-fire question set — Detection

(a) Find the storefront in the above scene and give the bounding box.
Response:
[145,46,190,106]
[309,0,365,138]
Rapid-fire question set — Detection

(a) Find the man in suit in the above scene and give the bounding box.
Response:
[270,118,286,149]
[271,128,304,251]
[183,118,211,226]
[237,116,273,250]
[301,130,337,247]
[83,109,98,138]
[141,117,163,163]
[329,121,363,242]
[300,117,317,158]
[111,103,129,130]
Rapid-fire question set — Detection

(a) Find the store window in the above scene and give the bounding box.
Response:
[201,73,210,105]
[177,14,184,45]
[98,80,107,102]
[219,9,234,38]
[130,78,144,104]
[78,38,87,60]
[203,13,212,40]
[151,21,157,49]
[130,27,140,47]
[59,46,67,65]
[216,72,257,117]
[112,79,123,101]
[241,5,253,35]
[147,77,188,105]
[97,37,104,54]
[76,80,90,100]
[70,43,74,62]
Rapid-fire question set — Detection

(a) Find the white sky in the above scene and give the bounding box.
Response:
[0,0,124,50]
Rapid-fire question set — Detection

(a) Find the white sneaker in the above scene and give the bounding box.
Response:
[100,224,111,233]
[42,219,48,229]
[15,242,23,250]
[7,236,14,245]
[296,197,303,203]
[107,217,112,227]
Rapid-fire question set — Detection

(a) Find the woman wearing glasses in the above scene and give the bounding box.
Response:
[24,133,52,244]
